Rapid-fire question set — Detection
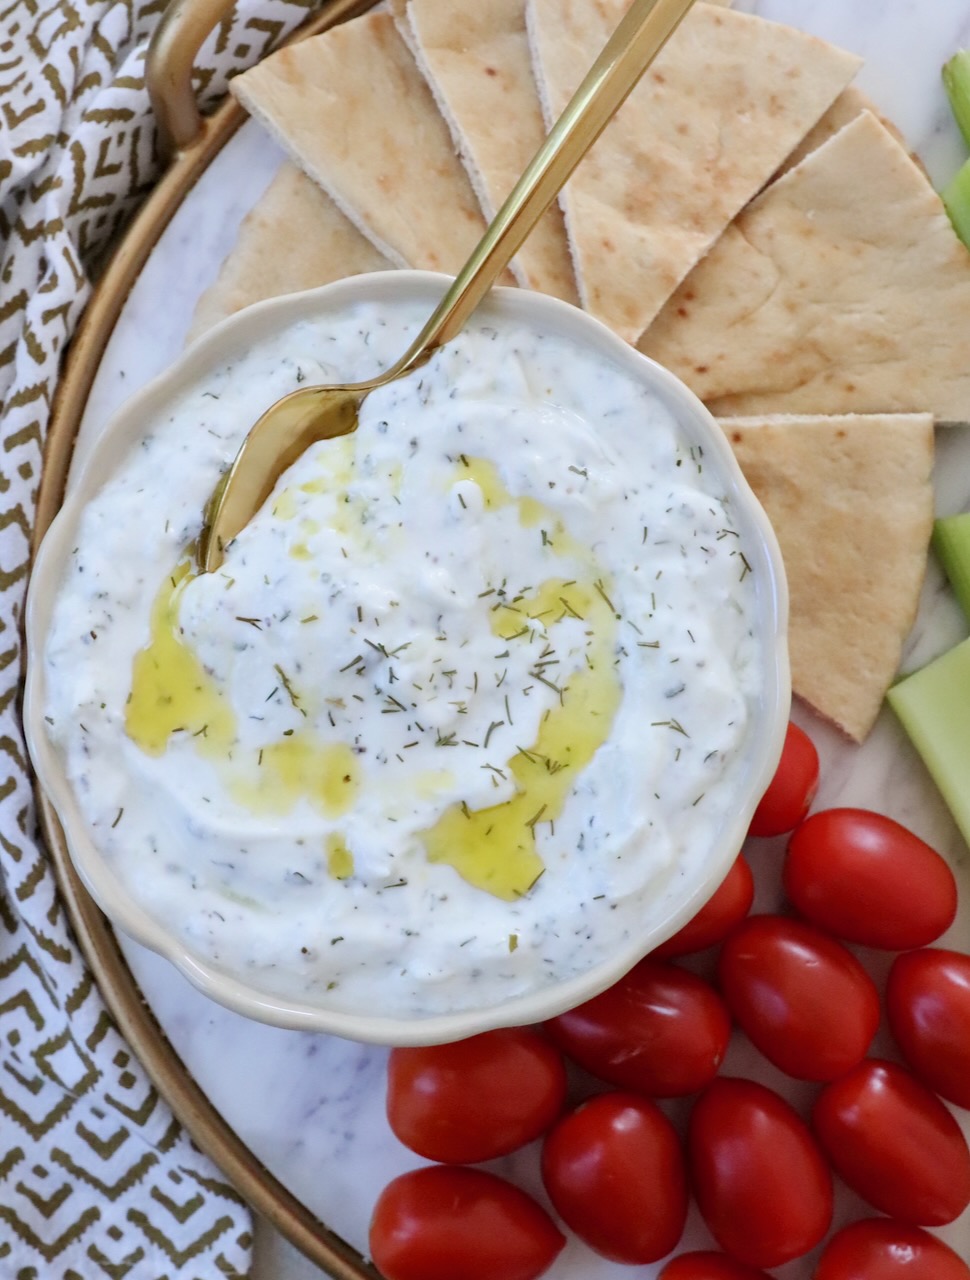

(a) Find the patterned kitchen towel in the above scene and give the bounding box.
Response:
[0,1,321,1275]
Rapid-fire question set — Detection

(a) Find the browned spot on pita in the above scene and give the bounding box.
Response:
[527,0,860,341]
[641,112,970,422]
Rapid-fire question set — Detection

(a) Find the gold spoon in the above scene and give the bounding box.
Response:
[200,0,696,571]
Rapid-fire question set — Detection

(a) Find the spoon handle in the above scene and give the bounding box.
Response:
[388,0,697,376]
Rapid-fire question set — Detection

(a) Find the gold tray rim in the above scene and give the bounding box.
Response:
[32,3,382,1276]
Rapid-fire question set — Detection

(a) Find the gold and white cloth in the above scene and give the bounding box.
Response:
[0,1,318,1273]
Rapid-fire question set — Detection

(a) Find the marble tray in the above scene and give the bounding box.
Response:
[53,0,970,1275]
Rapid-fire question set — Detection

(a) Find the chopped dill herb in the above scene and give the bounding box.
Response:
[593,578,620,618]
[525,804,548,829]
[273,664,306,714]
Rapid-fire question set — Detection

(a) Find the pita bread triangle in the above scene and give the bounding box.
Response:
[640,111,970,423]
[777,84,907,178]
[399,0,578,303]
[187,163,388,344]
[526,0,860,342]
[230,12,508,279]
[723,412,934,743]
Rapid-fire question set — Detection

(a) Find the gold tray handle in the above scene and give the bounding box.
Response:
[146,0,241,159]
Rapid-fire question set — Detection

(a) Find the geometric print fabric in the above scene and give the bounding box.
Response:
[1,1,322,1273]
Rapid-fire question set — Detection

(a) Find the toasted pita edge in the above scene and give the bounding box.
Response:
[395,2,500,225]
[640,111,970,423]
[230,36,412,268]
[524,0,860,342]
[720,412,935,742]
[186,162,390,344]
[230,11,499,277]
[398,0,578,300]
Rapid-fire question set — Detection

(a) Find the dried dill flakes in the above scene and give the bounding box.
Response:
[525,804,547,830]
[652,717,690,737]
[593,578,620,619]
[273,664,307,717]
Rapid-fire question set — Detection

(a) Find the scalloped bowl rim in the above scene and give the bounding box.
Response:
[25,270,790,1045]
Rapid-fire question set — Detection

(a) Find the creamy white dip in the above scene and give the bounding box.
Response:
[43,295,764,1018]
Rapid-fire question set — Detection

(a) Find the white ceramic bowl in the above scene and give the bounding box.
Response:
[25,271,790,1044]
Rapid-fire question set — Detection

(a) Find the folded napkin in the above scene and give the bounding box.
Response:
[0,2,320,1273]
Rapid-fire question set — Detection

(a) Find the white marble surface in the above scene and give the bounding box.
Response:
[66,1,970,1275]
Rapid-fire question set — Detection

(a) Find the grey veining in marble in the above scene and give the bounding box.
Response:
[69,2,970,1275]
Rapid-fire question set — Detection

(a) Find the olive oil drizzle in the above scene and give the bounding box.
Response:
[124,453,622,902]
[229,735,360,818]
[326,832,355,880]
[125,556,235,758]
[421,577,620,900]
[125,556,360,820]
[421,460,622,901]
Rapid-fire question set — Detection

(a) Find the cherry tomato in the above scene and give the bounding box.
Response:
[652,855,754,958]
[815,1218,970,1280]
[545,958,731,1097]
[541,1092,687,1263]
[813,1059,970,1225]
[687,1077,832,1267]
[369,1165,565,1280]
[386,1027,566,1163]
[717,915,879,1081]
[747,721,819,836]
[659,1252,772,1279]
[887,948,970,1110]
[784,809,957,949]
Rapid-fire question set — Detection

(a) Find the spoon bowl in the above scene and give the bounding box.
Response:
[201,380,367,567]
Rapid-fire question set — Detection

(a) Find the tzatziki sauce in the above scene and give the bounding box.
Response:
[43,293,766,1018]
